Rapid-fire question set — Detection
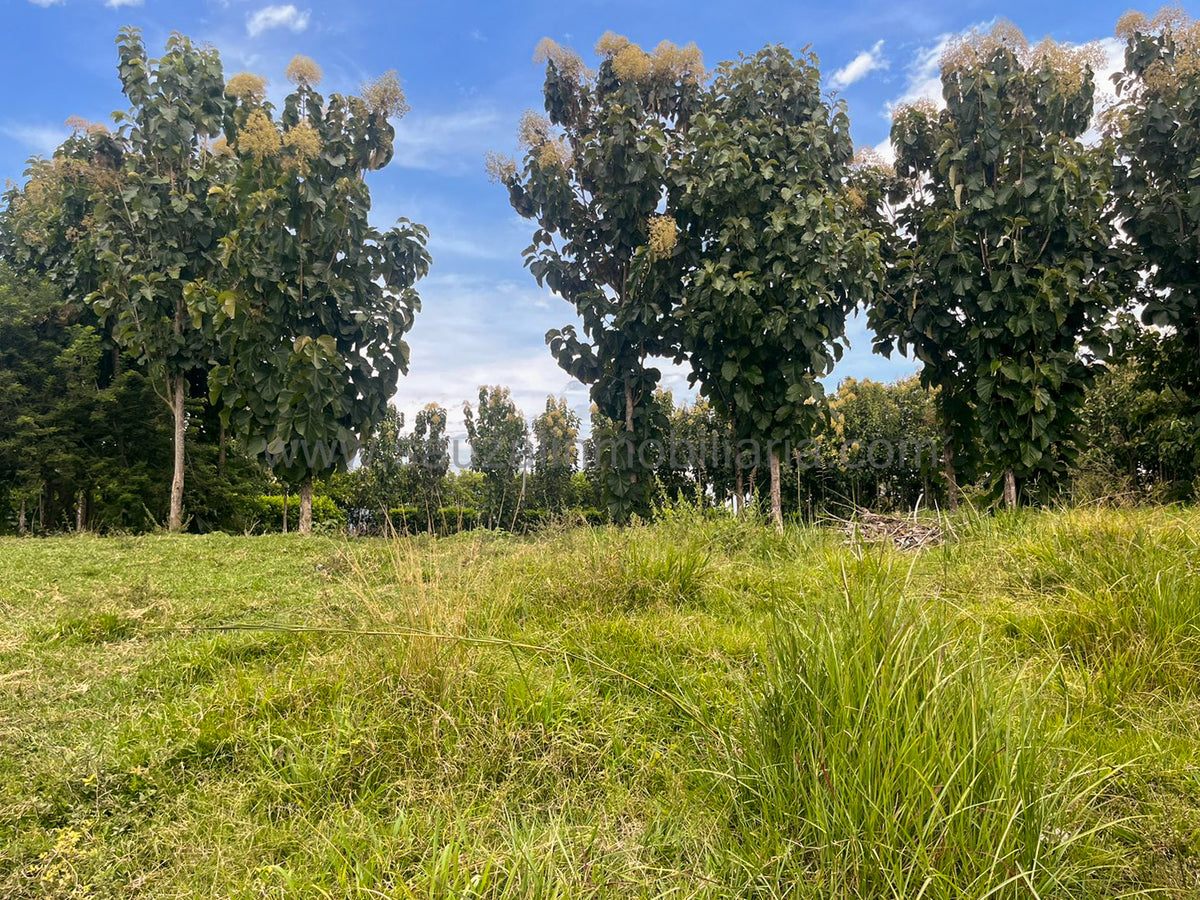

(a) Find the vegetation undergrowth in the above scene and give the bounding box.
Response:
[0,505,1197,897]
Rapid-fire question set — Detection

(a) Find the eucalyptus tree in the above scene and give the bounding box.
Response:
[670,45,880,529]
[1110,8,1200,443]
[464,386,528,527]
[490,34,705,522]
[206,59,431,533]
[877,24,1120,508]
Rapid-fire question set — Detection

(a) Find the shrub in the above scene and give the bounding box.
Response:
[252,495,345,532]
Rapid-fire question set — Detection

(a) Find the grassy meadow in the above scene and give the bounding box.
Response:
[0,506,1198,898]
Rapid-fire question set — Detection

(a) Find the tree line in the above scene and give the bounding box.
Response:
[2,10,1200,534]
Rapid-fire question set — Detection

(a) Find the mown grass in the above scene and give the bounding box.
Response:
[0,507,1197,897]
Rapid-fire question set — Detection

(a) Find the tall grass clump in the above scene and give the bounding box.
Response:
[1004,511,1200,696]
[724,559,1110,898]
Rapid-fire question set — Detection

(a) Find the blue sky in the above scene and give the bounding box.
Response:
[0,0,1169,438]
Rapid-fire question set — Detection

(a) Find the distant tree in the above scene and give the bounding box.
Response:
[531,395,580,512]
[409,403,450,526]
[464,386,528,527]
[490,34,705,522]
[672,45,880,529]
[1111,8,1200,448]
[1075,313,1200,500]
[823,377,941,511]
[358,407,409,516]
[879,24,1120,508]
[206,58,431,533]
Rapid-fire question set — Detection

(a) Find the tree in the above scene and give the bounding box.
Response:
[1111,8,1200,444]
[206,59,431,533]
[409,403,450,527]
[491,34,705,523]
[86,29,230,532]
[464,386,527,527]
[357,406,409,516]
[878,24,1120,509]
[671,45,880,529]
[0,264,217,534]
[531,395,581,512]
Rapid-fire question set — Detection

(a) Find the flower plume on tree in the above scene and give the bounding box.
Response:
[489,31,706,522]
[226,72,268,104]
[361,71,410,119]
[874,20,1121,509]
[285,54,322,86]
[1110,5,1200,456]
[207,52,431,533]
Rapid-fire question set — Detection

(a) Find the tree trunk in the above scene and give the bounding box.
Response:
[299,478,313,535]
[769,448,783,532]
[1003,468,1018,511]
[218,419,227,476]
[282,489,288,534]
[169,374,186,533]
[943,437,959,512]
[734,466,744,516]
[18,498,27,535]
[76,490,86,534]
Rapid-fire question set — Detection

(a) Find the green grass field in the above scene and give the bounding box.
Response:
[1,507,1198,898]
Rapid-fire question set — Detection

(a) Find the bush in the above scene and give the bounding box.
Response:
[380,506,480,535]
[253,495,345,533]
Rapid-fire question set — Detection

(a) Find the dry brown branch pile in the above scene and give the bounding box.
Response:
[840,510,944,551]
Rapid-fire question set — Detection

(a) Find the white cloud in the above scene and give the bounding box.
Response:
[888,36,951,113]
[27,0,64,7]
[0,122,70,155]
[246,5,310,38]
[391,106,507,175]
[831,40,889,90]
[105,0,144,7]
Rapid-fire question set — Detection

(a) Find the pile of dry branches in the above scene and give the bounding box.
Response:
[839,510,944,551]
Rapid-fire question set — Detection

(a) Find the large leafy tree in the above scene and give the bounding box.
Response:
[671,45,880,529]
[86,29,230,532]
[206,59,431,533]
[464,385,528,528]
[491,34,705,523]
[1111,8,1200,441]
[878,24,1120,508]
